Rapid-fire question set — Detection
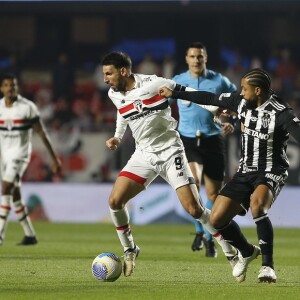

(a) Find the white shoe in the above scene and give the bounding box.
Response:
[123,245,140,277]
[258,266,277,283]
[233,245,261,277]
[227,252,246,283]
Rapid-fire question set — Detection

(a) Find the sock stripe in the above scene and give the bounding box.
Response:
[254,214,268,223]
[116,224,129,231]
[15,206,26,214]
[0,205,11,210]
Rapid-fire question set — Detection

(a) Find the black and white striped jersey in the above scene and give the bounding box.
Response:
[172,88,300,174]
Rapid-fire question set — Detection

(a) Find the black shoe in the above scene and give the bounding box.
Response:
[17,236,38,246]
[191,232,204,251]
[204,239,217,258]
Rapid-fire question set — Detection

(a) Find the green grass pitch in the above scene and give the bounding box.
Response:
[0,222,299,300]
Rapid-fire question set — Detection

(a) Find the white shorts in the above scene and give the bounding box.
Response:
[119,146,194,190]
[1,158,28,187]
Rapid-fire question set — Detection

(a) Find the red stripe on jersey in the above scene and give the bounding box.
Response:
[0,205,11,210]
[119,171,146,185]
[119,103,134,114]
[143,95,164,105]
[0,119,30,124]
[13,119,28,124]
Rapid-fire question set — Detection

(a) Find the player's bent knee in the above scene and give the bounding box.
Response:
[108,196,124,210]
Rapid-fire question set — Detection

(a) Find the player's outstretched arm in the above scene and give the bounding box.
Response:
[159,86,240,113]
[32,119,62,174]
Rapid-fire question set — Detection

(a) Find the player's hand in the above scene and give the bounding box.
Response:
[159,87,172,98]
[106,137,121,151]
[221,122,234,136]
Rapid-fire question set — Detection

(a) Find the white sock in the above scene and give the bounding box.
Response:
[110,207,134,251]
[197,208,217,235]
[0,195,12,239]
[198,208,237,257]
[213,233,237,257]
[13,200,36,237]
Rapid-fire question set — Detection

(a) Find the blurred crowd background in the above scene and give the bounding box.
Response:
[1,0,300,184]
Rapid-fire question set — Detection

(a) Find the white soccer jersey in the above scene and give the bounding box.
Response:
[0,95,39,163]
[109,74,182,152]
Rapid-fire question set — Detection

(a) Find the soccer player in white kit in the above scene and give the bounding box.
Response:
[0,73,61,245]
[102,52,240,279]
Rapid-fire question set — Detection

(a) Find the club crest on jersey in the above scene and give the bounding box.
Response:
[133,99,143,113]
[261,113,271,128]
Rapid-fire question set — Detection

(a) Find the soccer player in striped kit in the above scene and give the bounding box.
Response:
[0,73,61,245]
[102,51,240,279]
[159,68,300,283]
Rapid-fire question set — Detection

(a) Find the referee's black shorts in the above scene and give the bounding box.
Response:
[180,134,225,181]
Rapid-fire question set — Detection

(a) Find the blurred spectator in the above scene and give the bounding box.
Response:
[89,91,105,131]
[72,96,93,131]
[93,54,110,101]
[50,117,82,156]
[162,54,176,79]
[54,96,75,124]
[136,53,161,75]
[33,83,54,128]
[275,48,298,96]
[52,52,75,101]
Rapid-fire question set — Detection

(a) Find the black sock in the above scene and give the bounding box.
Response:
[218,220,253,257]
[254,214,274,269]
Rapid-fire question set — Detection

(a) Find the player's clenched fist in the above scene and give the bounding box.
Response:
[159,87,172,98]
[106,137,121,151]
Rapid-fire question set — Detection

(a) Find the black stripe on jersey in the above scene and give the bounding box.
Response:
[0,125,32,131]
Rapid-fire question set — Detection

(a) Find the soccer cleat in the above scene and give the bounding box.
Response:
[258,266,277,283]
[17,236,38,246]
[0,236,3,246]
[232,245,261,277]
[191,232,204,251]
[204,239,218,258]
[123,245,140,277]
[227,252,246,283]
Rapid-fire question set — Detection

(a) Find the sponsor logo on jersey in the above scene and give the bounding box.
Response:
[142,77,152,83]
[218,93,231,101]
[129,109,155,121]
[244,127,270,140]
[139,92,150,97]
[265,173,282,182]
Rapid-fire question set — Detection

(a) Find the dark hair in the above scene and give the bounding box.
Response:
[186,42,207,55]
[1,72,16,85]
[101,51,132,69]
[243,68,272,92]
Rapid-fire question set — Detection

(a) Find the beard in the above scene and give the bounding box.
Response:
[245,100,257,109]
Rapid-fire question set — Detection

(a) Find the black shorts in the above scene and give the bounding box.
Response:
[220,170,287,215]
[180,134,225,181]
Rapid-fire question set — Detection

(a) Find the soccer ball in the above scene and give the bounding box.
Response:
[91,252,122,282]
